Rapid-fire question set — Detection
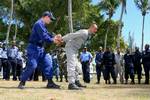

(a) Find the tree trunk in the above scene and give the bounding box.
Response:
[141,15,145,51]
[117,3,124,48]
[14,23,18,41]
[104,26,108,51]
[104,18,111,51]
[6,0,13,46]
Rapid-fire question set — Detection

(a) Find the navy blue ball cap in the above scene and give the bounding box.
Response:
[42,11,56,21]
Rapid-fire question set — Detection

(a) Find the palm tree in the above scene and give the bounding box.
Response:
[99,0,120,50]
[134,0,150,51]
[117,0,127,48]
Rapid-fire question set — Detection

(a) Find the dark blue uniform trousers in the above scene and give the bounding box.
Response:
[81,61,90,83]
[2,58,10,80]
[134,63,142,80]
[104,65,116,81]
[125,63,134,81]
[143,62,150,83]
[20,44,53,82]
[96,64,104,82]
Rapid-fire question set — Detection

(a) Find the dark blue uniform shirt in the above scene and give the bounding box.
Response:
[102,51,115,66]
[142,49,150,64]
[124,53,133,64]
[95,51,103,64]
[29,19,54,46]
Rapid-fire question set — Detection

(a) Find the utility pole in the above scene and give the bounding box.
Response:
[68,0,73,33]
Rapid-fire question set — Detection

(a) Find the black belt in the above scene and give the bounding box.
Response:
[82,61,89,63]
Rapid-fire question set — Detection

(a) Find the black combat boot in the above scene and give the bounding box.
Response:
[68,83,81,90]
[18,81,26,89]
[65,76,68,82]
[47,79,60,89]
[75,80,86,88]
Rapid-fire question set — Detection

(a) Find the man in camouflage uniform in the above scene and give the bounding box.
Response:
[58,48,68,82]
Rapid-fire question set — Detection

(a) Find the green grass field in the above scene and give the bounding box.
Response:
[0,75,150,100]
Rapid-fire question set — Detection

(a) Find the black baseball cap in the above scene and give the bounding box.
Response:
[42,11,56,21]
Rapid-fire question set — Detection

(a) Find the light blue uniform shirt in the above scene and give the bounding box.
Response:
[0,48,3,58]
[7,46,18,59]
[16,51,23,60]
[80,51,93,62]
[1,48,8,59]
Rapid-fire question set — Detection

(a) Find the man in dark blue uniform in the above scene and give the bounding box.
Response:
[124,49,135,84]
[18,11,62,89]
[142,44,150,84]
[132,47,142,84]
[102,47,116,84]
[95,46,104,84]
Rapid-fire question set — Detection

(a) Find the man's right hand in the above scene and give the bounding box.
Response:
[54,34,64,46]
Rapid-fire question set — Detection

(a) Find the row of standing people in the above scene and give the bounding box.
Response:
[0,42,24,81]
[0,42,68,83]
[80,46,117,84]
[1,39,150,86]
[80,44,150,85]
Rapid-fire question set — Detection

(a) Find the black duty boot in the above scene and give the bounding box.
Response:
[66,79,68,82]
[113,79,117,84]
[105,80,107,84]
[96,81,100,84]
[125,80,128,84]
[75,80,86,88]
[131,79,135,84]
[144,80,149,84]
[56,76,58,82]
[60,79,63,82]
[18,81,26,89]
[108,80,111,84]
[13,77,17,81]
[96,77,100,84]
[68,83,81,90]
[138,79,141,84]
[47,79,60,89]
